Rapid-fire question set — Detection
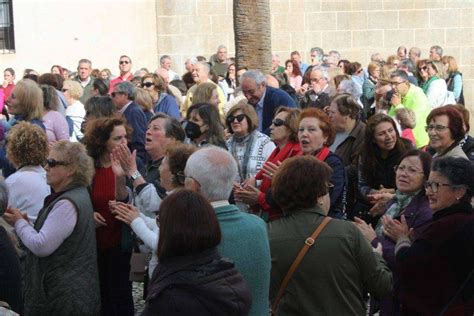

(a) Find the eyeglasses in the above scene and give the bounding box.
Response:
[391,80,407,87]
[119,60,130,65]
[141,82,154,88]
[61,89,68,93]
[394,165,424,176]
[272,118,286,127]
[111,92,125,98]
[310,78,322,83]
[419,66,428,72]
[424,181,459,193]
[425,124,449,132]
[45,159,69,168]
[226,114,246,124]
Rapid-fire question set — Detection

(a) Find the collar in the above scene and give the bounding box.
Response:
[256,89,266,109]
[210,200,230,208]
[348,120,365,138]
[294,205,328,217]
[119,72,133,81]
[119,101,133,114]
[79,76,91,87]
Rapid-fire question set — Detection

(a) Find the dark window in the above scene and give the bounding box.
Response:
[0,0,15,53]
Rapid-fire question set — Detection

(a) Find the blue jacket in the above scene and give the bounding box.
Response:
[123,102,147,164]
[154,93,181,120]
[261,87,296,133]
[214,204,271,316]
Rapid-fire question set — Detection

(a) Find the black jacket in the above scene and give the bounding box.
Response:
[143,248,252,316]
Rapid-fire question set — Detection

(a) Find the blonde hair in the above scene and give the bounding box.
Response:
[441,56,458,73]
[135,88,154,112]
[192,82,217,105]
[7,122,48,168]
[63,80,84,100]
[11,79,44,120]
[225,100,259,133]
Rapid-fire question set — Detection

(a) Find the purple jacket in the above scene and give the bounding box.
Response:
[370,191,432,315]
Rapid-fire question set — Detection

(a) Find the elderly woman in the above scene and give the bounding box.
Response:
[269,156,392,315]
[442,56,464,104]
[62,79,85,141]
[82,116,134,315]
[426,106,468,159]
[235,107,302,221]
[40,84,70,143]
[354,149,433,315]
[0,179,22,314]
[356,114,412,222]
[423,60,451,109]
[141,74,180,119]
[113,113,186,216]
[6,122,50,222]
[2,141,100,315]
[142,190,252,315]
[384,157,474,315]
[112,143,197,277]
[298,108,346,218]
[362,62,381,112]
[185,103,226,148]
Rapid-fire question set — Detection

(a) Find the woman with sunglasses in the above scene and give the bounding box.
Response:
[225,101,275,211]
[416,59,430,89]
[3,141,100,315]
[423,60,452,109]
[141,74,180,120]
[426,106,468,160]
[384,157,474,315]
[82,116,135,315]
[235,107,301,221]
[354,149,433,315]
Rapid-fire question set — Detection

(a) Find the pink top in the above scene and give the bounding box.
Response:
[289,75,302,91]
[43,110,70,143]
[402,128,416,146]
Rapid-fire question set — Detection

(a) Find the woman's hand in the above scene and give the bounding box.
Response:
[353,217,377,243]
[93,212,107,227]
[241,177,256,188]
[2,207,26,226]
[382,215,412,242]
[261,161,281,180]
[113,144,137,177]
[110,151,126,177]
[111,202,140,225]
[234,185,260,206]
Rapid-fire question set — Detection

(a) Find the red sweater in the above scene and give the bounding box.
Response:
[92,167,121,249]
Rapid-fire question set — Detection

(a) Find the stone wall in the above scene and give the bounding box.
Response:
[156,0,474,122]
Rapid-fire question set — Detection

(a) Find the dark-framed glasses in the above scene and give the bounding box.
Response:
[141,82,154,88]
[394,165,424,176]
[272,118,286,127]
[45,159,69,168]
[119,60,130,65]
[424,181,461,193]
[226,114,246,124]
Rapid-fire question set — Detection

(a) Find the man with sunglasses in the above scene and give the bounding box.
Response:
[388,70,430,148]
[109,55,133,94]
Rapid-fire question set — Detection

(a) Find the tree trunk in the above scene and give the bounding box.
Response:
[233,0,272,74]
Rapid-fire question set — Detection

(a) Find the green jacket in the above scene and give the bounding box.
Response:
[388,84,430,148]
[268,207,392,316]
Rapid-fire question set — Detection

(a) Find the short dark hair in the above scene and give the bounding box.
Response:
[390,70,409,82]
[149,113,185,142]
[85,96,116,119]
[4,67,15,76]
[330,93,360,120]
[432,157,474,203]
[272,156,333,212]
[40,84,59,111]
[119,55,132,63]
[399,149,432,181]
[92,79,109,96]
[299,108,336,146]
[157,190,221,261]
[37,73,60,89]
[426,106,465,143]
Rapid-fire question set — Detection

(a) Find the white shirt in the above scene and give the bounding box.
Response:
[65,100,86,142]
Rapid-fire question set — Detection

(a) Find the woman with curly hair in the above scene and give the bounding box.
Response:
[5,122,50,222]
[82,115,134,315]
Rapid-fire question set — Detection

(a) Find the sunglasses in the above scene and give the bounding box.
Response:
[46,158,69,168]
[419,66,428,71]
[119,60,130,65]
[272,118,286,127]
[141,82,154,88]
[226,114,246,124]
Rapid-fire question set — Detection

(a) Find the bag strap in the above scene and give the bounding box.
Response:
[272,216,332,313]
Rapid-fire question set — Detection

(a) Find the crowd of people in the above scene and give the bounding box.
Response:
[0,43,473,316]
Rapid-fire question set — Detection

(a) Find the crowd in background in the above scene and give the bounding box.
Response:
[0,43,473,316]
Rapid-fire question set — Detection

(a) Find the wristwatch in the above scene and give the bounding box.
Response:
[130,170,142,181]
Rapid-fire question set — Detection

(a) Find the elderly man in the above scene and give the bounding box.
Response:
[74,58,94,104]
[181,61,226,116]
[109,55,133,94]
[112,82,147,163]
[299,67,335,109]
[310,47,324,67]
[271,54,285,74]
[389,70,430,148]
[182,56,198,89]
[210,45,229,78]
[429,45,443,61]
[240,70,296,133]
[397,46,408,59]
[409,47,421,66]
[160,55,179,81]
[184,146,271,316]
